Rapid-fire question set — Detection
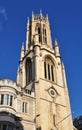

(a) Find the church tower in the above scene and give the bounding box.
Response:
[17,11,74,130]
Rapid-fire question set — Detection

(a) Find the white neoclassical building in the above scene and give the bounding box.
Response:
[0,11,76,130]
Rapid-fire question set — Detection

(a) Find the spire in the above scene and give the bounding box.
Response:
[27,17,29,28]
[54,39,60,57]
[16,65,19,85]
[62,61,67,89]
[55,38,58,45]
[32,11,34,21]
[26,17,30,51]
[46,14,49,20]
[21,42,24,51]
[20,42,25,61]
[62,61,65,69]
[40,9,42,19]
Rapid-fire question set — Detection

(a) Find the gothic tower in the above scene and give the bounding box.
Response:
[0,11,75,130]
[17,11,74,130]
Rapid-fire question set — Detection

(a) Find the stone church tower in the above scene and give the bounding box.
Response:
[0,11,75,130]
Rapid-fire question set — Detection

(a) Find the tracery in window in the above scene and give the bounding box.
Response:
[51,65,54,81]
[44,62,47,78]
[26,58,32,84]
[43,25,47,43]
[35,24,42,43]
[44,57,55,82]
[38,27,41,42]
[48,64,50,80]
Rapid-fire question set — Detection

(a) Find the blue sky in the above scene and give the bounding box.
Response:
[0,0,82,119]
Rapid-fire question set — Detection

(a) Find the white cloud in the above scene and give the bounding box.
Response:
[0,8,8,21]
[0,8,8,32]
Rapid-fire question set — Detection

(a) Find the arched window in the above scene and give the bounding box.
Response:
[26,58,32,84]
[48,64,50,80]
[44,62,47,78]
[38,27,41,42]
[51,65,54,81]
[35,24,42,43]
[43,25,47,43]
[44,57,55,82]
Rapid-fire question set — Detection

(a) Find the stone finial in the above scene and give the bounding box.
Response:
[55,38,58,46]
[32,11,34,21]
[46,14,49,20]
[26,17,30,31]
[17,65,19,74]
[54,38,60,57]
[27,17,29,25]
[21,42,24,51]
[62,61,65,69]
[40,9,42,14]
[20,42,25,61]
[40,9,42,19]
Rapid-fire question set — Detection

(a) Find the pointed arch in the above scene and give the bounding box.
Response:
[43,55,57,82]
[25,58,32,84]
[35,23,42,43]
[43,24,47,43]
[43,55,57,67]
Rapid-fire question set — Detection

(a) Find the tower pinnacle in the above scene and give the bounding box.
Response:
[40,9,42,19]
[32,11,34,21]
[54,39,60,57]
[20,42,25,61]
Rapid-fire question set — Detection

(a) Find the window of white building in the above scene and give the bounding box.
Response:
[10,95,13,106]
[0,124,13,130]
[0,94,13,107]
[22,102,27,113]
[1,94,4,105]
[5,94,9,105]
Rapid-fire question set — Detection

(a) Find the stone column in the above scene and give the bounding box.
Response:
[34,46,40,82]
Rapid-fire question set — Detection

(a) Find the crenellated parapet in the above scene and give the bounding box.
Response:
[0,79,17,88]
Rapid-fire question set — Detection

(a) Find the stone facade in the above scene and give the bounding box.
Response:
[0,11,75,130]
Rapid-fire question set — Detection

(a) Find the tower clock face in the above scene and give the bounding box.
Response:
[49,88,57,98]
